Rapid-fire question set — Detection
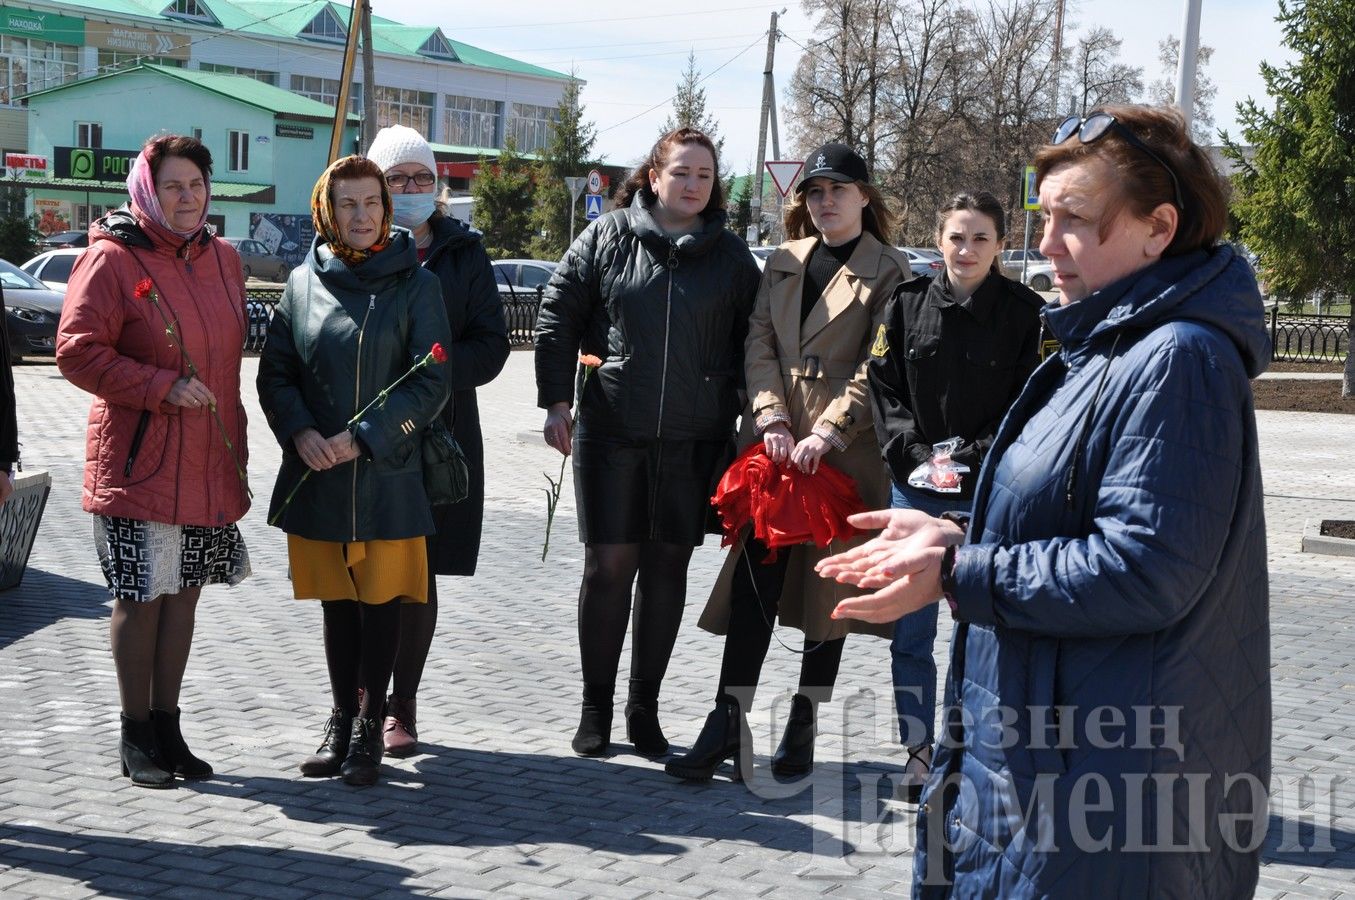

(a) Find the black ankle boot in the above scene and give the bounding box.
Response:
[119,714,175,789]
[151,707,212,779]
[664,700,750,782]
[771,694,816,777]
[340,717,382,786]
[300,709,353,777]
[571,682,614,757]
[624,678,669,757]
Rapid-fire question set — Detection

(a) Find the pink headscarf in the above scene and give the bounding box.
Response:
[126,148,210,238]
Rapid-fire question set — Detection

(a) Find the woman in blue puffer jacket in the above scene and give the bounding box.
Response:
[818,104,1270,898]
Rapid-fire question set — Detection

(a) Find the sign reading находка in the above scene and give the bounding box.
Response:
[53,146,139,184]
[0,5,84,43]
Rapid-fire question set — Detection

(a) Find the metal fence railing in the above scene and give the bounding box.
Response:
[244,286,543,354]
[1269,308,1350,363]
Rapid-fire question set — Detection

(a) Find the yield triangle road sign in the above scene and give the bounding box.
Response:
[765,160,804,198]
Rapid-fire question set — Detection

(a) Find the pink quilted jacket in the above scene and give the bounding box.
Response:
[57,205,250,526]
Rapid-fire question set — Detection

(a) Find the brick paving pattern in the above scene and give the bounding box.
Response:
[1,352,1352,898]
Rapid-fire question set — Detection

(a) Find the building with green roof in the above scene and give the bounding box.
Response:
[23,63,359,248]
[0,0,573,236]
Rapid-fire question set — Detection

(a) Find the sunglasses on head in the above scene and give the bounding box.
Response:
[1053,113,1185,211]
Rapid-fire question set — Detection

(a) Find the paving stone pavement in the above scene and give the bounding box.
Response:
[1,351,1353,899]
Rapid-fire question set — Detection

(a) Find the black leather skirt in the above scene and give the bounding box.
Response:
[572,432,731,545]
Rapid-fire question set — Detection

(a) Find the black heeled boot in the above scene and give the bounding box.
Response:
[119,714,175,789]
[771,694,816,777]
[664,699,750,782]
[151,707,212,779]
[340,717,383,786]
[624,678,668,757]
[299,708,353,777]
[571,682,614,757]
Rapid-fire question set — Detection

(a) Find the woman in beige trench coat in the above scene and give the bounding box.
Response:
[666,143,911,782]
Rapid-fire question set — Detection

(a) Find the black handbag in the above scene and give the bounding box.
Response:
[422,419,469,506]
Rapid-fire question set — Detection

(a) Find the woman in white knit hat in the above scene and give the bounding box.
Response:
[365,124,510,757]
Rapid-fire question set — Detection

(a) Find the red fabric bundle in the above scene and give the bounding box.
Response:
[711,444,866,553]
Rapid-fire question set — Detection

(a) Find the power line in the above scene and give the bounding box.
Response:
[447,4,785,31]
[596,32,767,135]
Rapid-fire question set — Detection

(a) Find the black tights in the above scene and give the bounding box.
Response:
[321,599,401,719]
[577,541,694,688]
[390,569,438,700]
[717,538,846,707]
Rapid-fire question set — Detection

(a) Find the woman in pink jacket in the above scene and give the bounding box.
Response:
[57,134,251,788]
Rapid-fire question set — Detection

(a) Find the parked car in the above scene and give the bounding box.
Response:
[37,230,88,249]
[900,247,944,277]
[491,259,557,298]
[1001,247,1055,291]
[2,259,65,361]
[749,246,775,270]
[222,237,290,282]
[21,248,84,292]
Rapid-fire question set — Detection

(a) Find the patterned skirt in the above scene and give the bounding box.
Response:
[94,516,251,603]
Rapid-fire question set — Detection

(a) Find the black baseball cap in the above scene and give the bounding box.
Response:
[795,142,870,193]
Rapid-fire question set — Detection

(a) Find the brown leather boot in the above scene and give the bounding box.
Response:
[383,695,418,757]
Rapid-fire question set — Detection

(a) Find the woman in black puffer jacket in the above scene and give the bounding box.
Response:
[535,127,760,759]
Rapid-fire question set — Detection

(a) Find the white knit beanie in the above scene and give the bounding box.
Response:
[366,124,437,175]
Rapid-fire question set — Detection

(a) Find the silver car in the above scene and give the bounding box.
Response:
[223,238,290,282]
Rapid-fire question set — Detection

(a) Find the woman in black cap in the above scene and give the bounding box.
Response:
[666,143,912,781]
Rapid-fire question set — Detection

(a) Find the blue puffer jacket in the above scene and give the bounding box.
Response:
[916,245,1271,899]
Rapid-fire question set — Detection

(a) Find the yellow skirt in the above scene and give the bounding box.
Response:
[287,535,428,604]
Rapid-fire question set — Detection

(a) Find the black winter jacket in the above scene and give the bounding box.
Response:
[534,195,760,441]
[868,270,1043,501]
[258,229,452,541]
[422,214,509,575]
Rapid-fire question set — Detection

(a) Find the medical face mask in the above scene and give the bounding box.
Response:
[391,192,436,229]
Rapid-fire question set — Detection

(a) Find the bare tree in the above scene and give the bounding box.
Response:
[1068,27,1144,117]
[1150,36,1217,142]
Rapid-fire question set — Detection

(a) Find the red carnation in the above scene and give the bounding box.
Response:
[133,278,154,300]
[430,343,448,364]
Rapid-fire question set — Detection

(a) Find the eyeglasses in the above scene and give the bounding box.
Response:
[385,171,437,189]
[1053,113,1184,210]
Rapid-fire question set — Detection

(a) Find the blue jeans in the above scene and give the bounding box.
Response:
[889,483,966,748]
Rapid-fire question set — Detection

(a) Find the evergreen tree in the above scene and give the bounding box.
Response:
[471,138,535,260]
[662,52,723,149]
[0,186,37,264]
[529,74,598,261]
[1222,0,1355,395]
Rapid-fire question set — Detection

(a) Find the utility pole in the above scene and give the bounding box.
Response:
[327,0,362,163]
[749,11,778,246]
[360,0,377,153]
[1051,0,1066,118]
[1174,0,1203,132]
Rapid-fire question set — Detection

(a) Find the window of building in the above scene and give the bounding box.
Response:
[442,95,499,150]
[0,36,80,105]
[75,204,117,231]
[199,63,278,86]
[507,102,557,154]
[162,0,216,25]
[97,50,183,74]
[228,130,249,172]
[373,86,434,138]
[300,8,346,42]
[419,32,455,60]
[76,122,103,149]
[289,74,362,114]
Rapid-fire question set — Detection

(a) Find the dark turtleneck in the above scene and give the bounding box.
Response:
[801,234,861,323]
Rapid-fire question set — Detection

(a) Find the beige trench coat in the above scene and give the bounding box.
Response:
[699,232,913,641]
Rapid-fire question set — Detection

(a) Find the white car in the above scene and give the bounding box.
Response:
[749,246,775,270]
[21,247,85,292]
